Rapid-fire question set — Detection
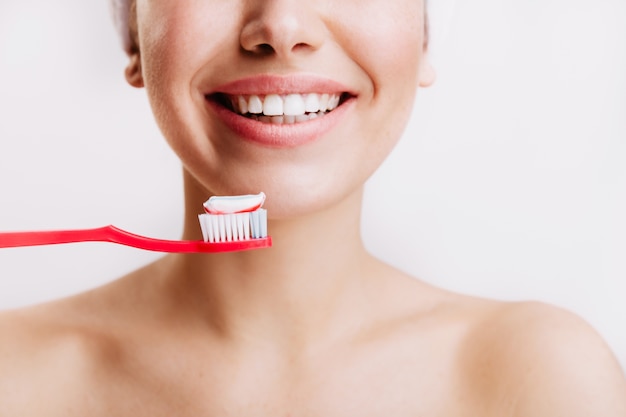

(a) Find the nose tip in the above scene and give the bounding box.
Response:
[239,2,325,58]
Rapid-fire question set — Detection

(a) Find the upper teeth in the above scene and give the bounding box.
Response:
[232,93,342,116]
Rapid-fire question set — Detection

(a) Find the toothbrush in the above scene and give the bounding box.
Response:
[0,193,271,253]
[0,225,271,253]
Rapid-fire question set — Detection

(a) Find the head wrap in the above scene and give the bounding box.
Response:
[109,0,456,55]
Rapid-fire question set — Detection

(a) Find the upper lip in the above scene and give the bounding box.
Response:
[206,74,358,96]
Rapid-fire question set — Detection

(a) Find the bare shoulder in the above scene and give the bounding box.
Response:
[459,301,626,416]
[0,289,131,415]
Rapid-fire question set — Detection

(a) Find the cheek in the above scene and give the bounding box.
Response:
[358,37,422,164]
[136,1,235,151]
[330,1,424,76]
[331,1,423,137]
[137,1,235,96]
[139,22,189,99]
[138,5,191,123]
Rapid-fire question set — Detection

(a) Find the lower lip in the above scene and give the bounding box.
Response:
[206,98,355,148]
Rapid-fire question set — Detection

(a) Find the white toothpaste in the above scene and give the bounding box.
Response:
[199,192,268,243]
[203,192,266,214]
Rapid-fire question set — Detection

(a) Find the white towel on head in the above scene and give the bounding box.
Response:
[109,0,456,56]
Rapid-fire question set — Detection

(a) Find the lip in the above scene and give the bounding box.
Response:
[207,74,357,96]
[205,75,357,148]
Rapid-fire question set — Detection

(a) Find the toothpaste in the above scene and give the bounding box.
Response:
[203,192,266,214]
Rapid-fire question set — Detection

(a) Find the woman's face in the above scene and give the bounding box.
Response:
[130,0,434,218]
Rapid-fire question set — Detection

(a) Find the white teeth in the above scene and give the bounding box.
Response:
[283,94,306,116]
[263,94,283,116]
[304,94,320,113]
[248,95,263,114]
[231,93,344,123]
[328,95,340,110]
[319,94,330,111]
[237,96,248,114]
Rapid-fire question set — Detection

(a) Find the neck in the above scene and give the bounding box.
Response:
[160,170,380,349]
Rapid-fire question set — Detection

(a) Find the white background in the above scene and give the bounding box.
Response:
[0,0,624,369]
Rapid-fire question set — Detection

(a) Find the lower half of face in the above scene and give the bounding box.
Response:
[135,0,428,219]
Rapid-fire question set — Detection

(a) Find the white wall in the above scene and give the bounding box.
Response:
[0,0,624,368]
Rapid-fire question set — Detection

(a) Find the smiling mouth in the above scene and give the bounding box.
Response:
[207,92,353,124]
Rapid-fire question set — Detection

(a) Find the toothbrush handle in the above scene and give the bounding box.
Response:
[0,225,272,253]
[0,227,110,248]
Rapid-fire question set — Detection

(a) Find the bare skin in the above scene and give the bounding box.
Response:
[1,0,625,414]
[1,184,625,416]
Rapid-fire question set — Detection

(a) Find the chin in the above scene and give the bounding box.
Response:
[258,183,361,220]
[183,134,354,197]
[188,161,363,221]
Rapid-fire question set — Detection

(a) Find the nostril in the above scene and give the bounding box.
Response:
[251,43,275,56]
[292,43,310,53]
[244,42,310,57]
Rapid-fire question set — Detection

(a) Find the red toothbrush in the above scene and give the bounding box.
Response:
[0,225,272,253]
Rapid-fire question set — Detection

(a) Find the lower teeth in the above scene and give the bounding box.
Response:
[245,111,328,124]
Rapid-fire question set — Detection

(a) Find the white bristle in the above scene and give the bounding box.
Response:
[236,213,244,241]
[243,212,251,239]
[236,213,247,241]
[198,214,209,242]
[210,215,219,242]
[225,215,233,242]
[231,214,239,241]
[218,215,226,242]
[231,214,240,241]
[259,209,267,237]
[250,211,259,238]
[198,209,267,243]
[250,209,268,239]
